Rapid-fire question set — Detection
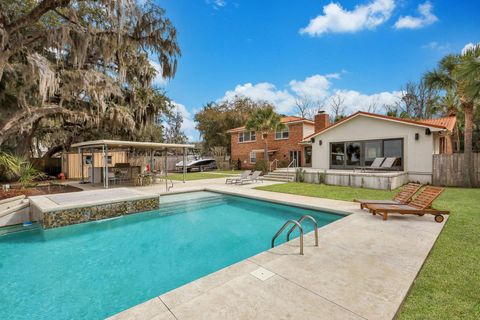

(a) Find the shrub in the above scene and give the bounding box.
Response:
[295,168,305,182]
[316,170,326,184]
[0,151,46,188]
[253,159,269,174]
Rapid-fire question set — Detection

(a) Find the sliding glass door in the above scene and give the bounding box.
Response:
[329,138,403,170]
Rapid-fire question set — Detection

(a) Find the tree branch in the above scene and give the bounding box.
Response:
[0,105,82,145]
[6,0,72,34]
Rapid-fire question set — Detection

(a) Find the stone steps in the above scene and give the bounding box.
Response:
[262,170,296,182]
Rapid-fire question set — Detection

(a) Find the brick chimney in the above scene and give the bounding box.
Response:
[314,111,330,132]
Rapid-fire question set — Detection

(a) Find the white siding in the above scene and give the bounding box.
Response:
[303,123,315,139]
[311,116,437,176]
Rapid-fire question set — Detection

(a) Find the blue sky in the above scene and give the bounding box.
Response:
[154,0,480,140]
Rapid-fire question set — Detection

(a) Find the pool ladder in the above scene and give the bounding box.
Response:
[271,215,319,255]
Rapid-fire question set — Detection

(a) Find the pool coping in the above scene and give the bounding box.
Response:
[28,188,160,229]
[160,186,351,217]
[29,188,159,213]
[109,185,447,320]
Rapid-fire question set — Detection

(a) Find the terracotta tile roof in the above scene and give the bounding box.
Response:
[227,116,313,133]
[420,116,456,131]
[302,111,453,142]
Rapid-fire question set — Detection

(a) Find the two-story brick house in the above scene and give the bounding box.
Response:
[227,114,328,169]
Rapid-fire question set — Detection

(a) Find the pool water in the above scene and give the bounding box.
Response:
[0,191,342,319]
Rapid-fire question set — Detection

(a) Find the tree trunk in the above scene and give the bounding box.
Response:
[0,57,5,83]
[263,133,269,163]
[463,102,475,187]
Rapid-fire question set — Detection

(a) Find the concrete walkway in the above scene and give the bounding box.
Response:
[106,183,446,320]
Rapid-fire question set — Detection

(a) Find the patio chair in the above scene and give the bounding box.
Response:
[236,170,263,185]
[354,182,422,209]
[379,157,397,169]
[354,157,385,172]
[108,172,118,185]
[365,186,449,222]
[225,170,251,184]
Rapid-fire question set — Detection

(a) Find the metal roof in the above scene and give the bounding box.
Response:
[71,140,195,150]
[303,111,450,141]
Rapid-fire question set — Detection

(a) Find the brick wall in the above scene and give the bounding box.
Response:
[230,123,309,169]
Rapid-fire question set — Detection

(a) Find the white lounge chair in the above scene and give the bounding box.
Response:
[226,170,251,184]
[380,157,397,169]
[355,157,385,172]
[236,171,263,185]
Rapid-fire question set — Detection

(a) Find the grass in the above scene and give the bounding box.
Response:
[167,172,233,181]
[255,182,480,320]
[212,169,243,174]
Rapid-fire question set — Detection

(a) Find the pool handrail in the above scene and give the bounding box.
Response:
[286,215,319,247]
[271,219,304,255]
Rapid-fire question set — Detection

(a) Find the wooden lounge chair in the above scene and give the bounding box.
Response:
[366,186,449,222]
[225,170,251,184]
[354,182,422,209]
[354,157,385,172]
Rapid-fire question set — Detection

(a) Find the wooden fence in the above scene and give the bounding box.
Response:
[432,153,480,187]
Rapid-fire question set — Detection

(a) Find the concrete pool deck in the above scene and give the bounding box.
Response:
[103,182,447,320]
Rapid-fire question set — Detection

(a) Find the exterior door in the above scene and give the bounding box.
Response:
[289,151,301,167]
[304,146,312,167]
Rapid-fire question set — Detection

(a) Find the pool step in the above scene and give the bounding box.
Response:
[158,196,228,216]
[0,223,40,237]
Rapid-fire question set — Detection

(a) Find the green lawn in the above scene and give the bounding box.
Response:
[212,169,243,174]
[167,172,233,181]
[255,182,480,320]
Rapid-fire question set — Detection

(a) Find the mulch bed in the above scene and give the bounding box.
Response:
[0,184,82,200]
[0,189,44,200]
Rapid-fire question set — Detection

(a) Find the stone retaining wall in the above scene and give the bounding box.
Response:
[39,197,159,229]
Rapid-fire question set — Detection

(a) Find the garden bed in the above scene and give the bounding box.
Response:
[0,184,82,200]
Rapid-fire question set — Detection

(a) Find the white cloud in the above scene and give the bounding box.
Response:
[327,90,402,114]
[170,101,198,141]
[219,73,401,116]
[394,1,438,29]
[289,74,333,101]
[222,82,296,113]
[149,60,167,86]
[422,41,449,51]
[206,0,226,9]
[300,0,395,36]
[461,42,480,55]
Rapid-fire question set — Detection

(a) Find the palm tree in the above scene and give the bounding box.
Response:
[457,45,480,186]
[424,48,479,187]
[245,105,284,163]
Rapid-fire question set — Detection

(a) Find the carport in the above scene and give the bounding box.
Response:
[70,140,195,189]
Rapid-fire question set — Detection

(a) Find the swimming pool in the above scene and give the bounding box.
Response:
[0,191,343,319]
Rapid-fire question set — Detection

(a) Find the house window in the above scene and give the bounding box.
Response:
[346,142,361,166]
[330,138,403,170]
[275,128,289,140]
[239,131,256,143]
[250,151,257,164]
[331,143,345,166]
[364,141,382,166]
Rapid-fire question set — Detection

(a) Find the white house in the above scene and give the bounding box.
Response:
[301,111,458,189]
